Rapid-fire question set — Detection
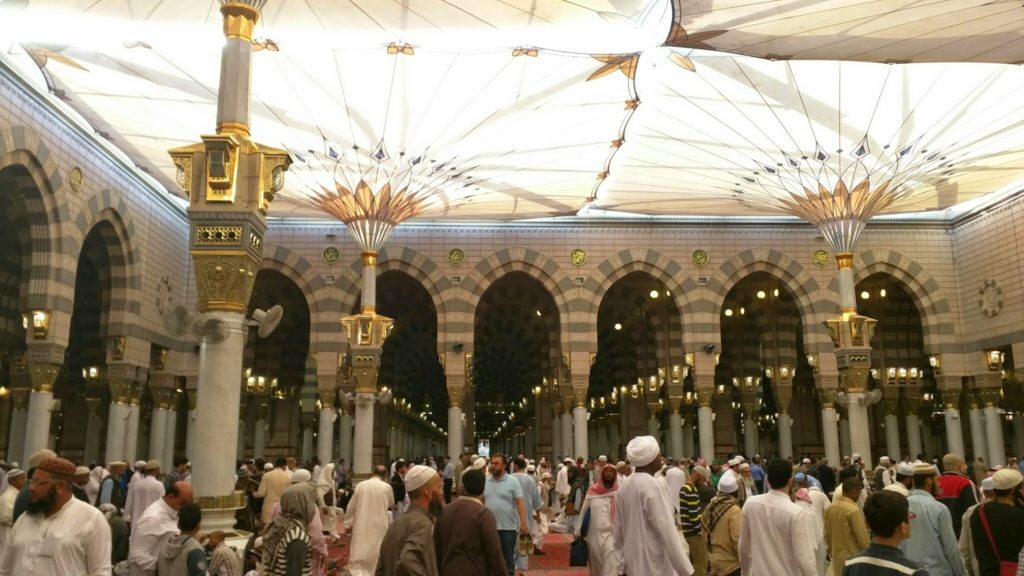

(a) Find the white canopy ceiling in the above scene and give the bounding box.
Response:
[1,0,1023,221]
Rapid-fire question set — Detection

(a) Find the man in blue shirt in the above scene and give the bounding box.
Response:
[484,453,528,576]
[902,462,966,576]
[843,490,927,575]
[750,457,765,494]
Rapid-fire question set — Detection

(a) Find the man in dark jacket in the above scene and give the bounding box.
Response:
[817,458,837,497]
[435,468,507,575]
[936,453,977,538]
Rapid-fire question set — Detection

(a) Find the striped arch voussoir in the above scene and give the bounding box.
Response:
[853,250,957,351]
[459,247,575,350]
[75,198,141,333]
[375,246,448,351]
[704,248,832,350]
[262,244,348,353]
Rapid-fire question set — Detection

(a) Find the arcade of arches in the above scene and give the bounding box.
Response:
[5,3,1024,508]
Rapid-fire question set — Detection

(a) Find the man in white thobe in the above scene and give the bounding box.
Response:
[739,458,817,576]
[343,465,394,576]
[614,436,694,576]
[0,469,24,550]
[126,481,193,576]
[124,460,164,527]
[0,457,111,576]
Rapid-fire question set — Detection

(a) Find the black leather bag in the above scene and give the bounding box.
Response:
[569,537,588,566]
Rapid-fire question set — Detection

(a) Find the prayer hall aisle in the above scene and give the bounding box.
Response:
[327,531,588,575]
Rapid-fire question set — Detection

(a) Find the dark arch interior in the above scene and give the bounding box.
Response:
[474,271,559,440]
[356,270,446,429]
[246,269,312,391]
[0,166,33,383]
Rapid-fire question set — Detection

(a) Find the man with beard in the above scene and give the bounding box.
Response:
[390,459,409,520]
[345,465,395,576]
[124,460,164,528]
[484,453,529,576]
[903,463,965,576]
[375,465,442,576]
[580,463,620,575]
[127,481,194,576]
[704,474,742,576]
[98,461,128,510]
[0,457,111,575]
[510,457,540,572]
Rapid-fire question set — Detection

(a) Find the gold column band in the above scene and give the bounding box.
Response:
[216,121,251,137]
[362,251,378,267]
[221,3,259,41]
[835,252,853,269]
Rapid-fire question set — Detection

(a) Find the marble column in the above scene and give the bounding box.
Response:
[7,390,29,465]
[573,406,588,459]
[560,412,572,458]
[681,419,694,459]
[165,405,177,465]
[185,389,197,463]
[904,400,923,459]
[744,414,758,458]
[352,393,375,472]
[968,402,989,464]
[551,409,562,460]
[608,416,621,460]
[883,399,900,459]
[301,425,314,461]
[25,362,59,458]
[698,389,715,461]
[777,413,793,459]
[105,379,132,463]
[821,394,841,467]
[237,419,246,460]
[148,408,168,464]
[125,400,141,463]
[669,412,684,460]
[647,415,659,438]
[338,408,353,465]
[1012,412,1024,461]
[944,408,966,458]
[318,408,336,465]
[839,415,852,458]
[984,405,1005,466]
[253,416,266,460]
[83,398,103,464]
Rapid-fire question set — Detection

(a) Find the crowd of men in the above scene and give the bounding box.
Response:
[1,440,1023,576]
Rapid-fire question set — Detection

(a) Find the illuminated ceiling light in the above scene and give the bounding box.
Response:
[860,291,870,300]
[724,309,733,317]
[773,288,779,297]
[880,289,887,297]
[649,289,659,299]
[756,290,766,299]
[613,322,622,331]
[535,310,542,317]
[739,307,745,315]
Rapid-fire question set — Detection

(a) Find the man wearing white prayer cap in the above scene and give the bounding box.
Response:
[376,464,441,576]
[290,468,312,483]
[614,436,694,576]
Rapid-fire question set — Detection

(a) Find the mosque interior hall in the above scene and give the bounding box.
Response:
[3,0,1024,514]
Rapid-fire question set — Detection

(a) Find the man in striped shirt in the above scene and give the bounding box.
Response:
[679,465,711,576]
[843,491,927,576]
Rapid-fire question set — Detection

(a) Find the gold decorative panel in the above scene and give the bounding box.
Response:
[191,251,258,313]
[195,225,244,246]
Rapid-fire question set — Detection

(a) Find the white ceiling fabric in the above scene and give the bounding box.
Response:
[1,0,1024,221]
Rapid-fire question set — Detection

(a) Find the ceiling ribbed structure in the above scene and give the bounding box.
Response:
[3,0,1024,221]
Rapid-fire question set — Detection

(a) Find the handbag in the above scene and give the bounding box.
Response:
[977,503,1018,576]
[569,537,588,566]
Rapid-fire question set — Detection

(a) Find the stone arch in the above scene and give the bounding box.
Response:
[373,246,450,351]
[261,245,352,354]
[850,249,957,354]
[696,248,834,352]
[457,247,576,351]
[0,144,67,312]
[592,247,692,335]
[75,207,139,336]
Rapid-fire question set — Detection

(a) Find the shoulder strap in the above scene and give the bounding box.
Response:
[977,504,1002,562]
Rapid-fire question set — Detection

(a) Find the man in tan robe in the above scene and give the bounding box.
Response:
[376,465,441,576]
[255,457,291,530]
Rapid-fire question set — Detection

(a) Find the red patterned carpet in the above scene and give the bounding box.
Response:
[326,530,588,575]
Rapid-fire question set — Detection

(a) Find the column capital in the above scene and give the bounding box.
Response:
[976,387,1002,408]
[10,388,30,411]
[882,398,900,416]
[903,398,921,416]
[819,388,840,409]
[448,384,466,408]
[696,389,714,409]
[27,361,60,393]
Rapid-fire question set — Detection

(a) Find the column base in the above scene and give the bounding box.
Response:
[196,490,245,533]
